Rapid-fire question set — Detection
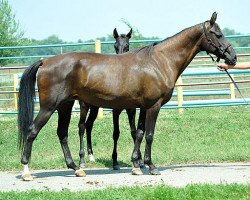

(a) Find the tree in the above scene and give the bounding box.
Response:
[0,0,24,65]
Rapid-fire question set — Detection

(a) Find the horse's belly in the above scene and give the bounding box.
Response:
[78,91,140,109]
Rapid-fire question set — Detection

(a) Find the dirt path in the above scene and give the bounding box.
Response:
[0,162,249,192]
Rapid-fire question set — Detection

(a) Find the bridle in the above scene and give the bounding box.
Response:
[202,22,231,62]
[202,22,248,106]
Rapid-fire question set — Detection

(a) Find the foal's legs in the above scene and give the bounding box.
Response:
[21,108,55,180]
[112,109,123,170]
[126,109,136,143]
[78,101,89,168]
[85,106,99,162]
[57,102,85,177]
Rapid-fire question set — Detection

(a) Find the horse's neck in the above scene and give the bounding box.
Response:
[154,25,203,77]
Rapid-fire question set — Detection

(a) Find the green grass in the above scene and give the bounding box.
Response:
[0,106,249,171]
[0,184,249,199]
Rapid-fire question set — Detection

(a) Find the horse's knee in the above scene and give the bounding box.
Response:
[78,122,85,132]
[26,126,38,142]
[136,129,144,141]
[79,149,84,157]
[58,135,68,144]
[145,132,153,144]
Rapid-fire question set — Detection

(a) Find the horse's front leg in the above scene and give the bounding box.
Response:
[144,102,161,175]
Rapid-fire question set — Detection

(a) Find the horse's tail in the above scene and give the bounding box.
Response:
[18,60,43,151]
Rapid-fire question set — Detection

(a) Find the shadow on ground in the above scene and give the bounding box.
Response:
[15,162,249,180]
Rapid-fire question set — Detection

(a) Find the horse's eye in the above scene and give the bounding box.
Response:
[210,30,222,38]
[216,33,222,38]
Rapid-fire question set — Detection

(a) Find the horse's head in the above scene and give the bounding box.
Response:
[113,28,132,54]
[201,12,237,65]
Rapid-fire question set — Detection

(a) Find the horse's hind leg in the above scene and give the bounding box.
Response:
[78,101,89,168]
[85,106,99,162]
[57,101,86,177]
[112,109,123,170]
[21,108,54,181]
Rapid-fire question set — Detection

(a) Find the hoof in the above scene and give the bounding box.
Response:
[89,154,95,162]
[149,168,161,175]
[113,165,120,170]
[21,173,33,181]
[75,169,86,177]
[132,168,143,175]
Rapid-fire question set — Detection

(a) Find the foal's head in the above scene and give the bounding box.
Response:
[113,28,132,54]
[201,12,237,65]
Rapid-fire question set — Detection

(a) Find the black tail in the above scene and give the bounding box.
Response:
[18,60,43,151]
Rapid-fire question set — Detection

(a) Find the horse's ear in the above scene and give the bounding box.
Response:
[113,28,119,39]
[210,12,217,25]
[127,28,132,39]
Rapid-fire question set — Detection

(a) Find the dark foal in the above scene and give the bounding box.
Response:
[78,28,138,170]
[18,12,237,180]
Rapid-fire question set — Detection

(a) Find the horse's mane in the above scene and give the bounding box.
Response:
[132,23,201,56]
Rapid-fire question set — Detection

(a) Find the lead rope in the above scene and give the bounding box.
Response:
[212,61,249,106]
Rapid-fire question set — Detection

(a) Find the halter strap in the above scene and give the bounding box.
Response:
[202,22,222,62]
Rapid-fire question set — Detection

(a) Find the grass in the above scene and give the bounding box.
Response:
[0,106,249,171]
[0,184,249,199]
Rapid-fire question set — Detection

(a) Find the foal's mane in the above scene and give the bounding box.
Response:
[120,34,127,38]
[132,23,202,56]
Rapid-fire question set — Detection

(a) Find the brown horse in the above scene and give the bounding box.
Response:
[18,12,236,180]
[78,28,137,170]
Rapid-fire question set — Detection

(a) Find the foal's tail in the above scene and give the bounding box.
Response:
[18,60,43,151]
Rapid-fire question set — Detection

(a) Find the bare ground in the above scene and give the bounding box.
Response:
[0,162,249,192]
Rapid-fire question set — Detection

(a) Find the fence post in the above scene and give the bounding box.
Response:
[95,40,103,119]
[229,74,235,99]
[13,74,18,111]
[176,76,184,113]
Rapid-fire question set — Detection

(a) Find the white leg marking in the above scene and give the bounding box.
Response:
[89,154,95,162]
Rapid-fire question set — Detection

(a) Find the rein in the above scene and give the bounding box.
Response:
[224,69,248,105]
[212,61,249,106]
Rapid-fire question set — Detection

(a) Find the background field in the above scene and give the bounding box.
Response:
[0,106,249,171]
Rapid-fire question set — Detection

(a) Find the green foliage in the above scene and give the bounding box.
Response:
[0,0,25,65]
[222,27,250,55]
[0,184,249,199]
